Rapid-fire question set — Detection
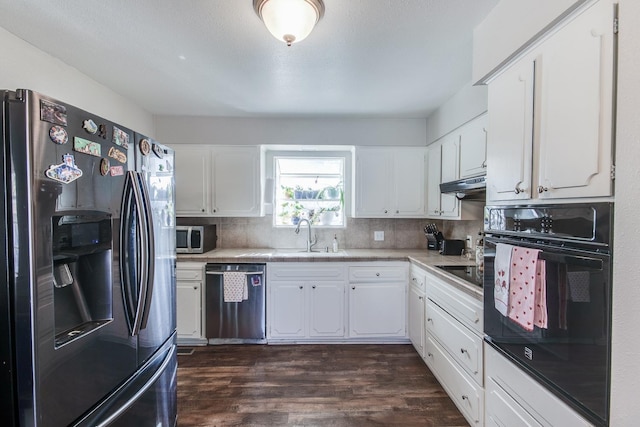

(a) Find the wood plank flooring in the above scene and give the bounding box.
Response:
[177,344,468,426]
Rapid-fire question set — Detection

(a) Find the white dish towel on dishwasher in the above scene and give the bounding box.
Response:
[223,271,248,303]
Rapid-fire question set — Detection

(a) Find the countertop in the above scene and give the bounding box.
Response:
[178,248,483,300]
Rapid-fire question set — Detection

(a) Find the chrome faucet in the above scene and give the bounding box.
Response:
[294,219,317,252]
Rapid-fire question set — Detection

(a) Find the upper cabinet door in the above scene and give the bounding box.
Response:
[439,136,461,218]
[393,148,426,217]
[354,148,392,217]
[174,145,211,215]
[211,146,262,216]
[486,57,535,202]
[459,114,488,179]
[536,0,614,199]
[426,143,443,217]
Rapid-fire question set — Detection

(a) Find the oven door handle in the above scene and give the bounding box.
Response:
[537,252,604,270]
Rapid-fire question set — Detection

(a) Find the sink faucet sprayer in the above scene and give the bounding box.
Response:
[294,219,317,252]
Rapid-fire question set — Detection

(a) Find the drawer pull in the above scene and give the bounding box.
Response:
[427,352,433,358]
[418,296,423,300]
[427,318,433,323]
[460,348,468,355]
[376,272,380,277]
[461,395,469,401]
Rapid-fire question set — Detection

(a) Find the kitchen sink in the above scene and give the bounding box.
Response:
[275,249,348,257]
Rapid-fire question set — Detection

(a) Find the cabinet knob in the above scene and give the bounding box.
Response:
[460,348,468,355]
[201,208,205,212]
[194,286,198,290]
[299,285,303,290]
[433,209,439,214]
[537,185,548,193]
[418,296,423,300]
[514,184,523,194]
[352,286,356,290]
[427,352,433,357]
[376,272,380,277]
[461,395,469,401]
[481,160,487,168]
[395,210,399,214]
[312,285,316,289]
[427,318,433,323]
[384,209,388,214]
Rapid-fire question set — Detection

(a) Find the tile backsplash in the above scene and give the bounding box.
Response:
[177,216,484,251]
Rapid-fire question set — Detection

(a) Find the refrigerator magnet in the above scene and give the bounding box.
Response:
[49,126,68,145]
[40,99,67,126]
[98,124,107,139]
[112,126,129,149]
[108,147,127,163]
[139,138,151,156]
[110,165,124,176]
[45,154,83,184]
[73,137,102,157]
[82,119,98,134]
[100,158,110,176]
[152,143,164,158]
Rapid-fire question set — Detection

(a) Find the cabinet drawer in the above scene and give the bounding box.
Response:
[485,343,592,427]
[349,265,407,282]
[269,263,346,280]
[409,265,426,292]
[486,377,542,427]
[426,335,483,426]
[426,299,483,385]
[427,274,482,334]
[176,263,204,281]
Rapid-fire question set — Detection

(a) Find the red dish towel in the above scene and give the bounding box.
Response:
[507,247,548,331]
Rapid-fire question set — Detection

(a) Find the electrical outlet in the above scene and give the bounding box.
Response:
[466,235,473,249]
[374,231,384,241]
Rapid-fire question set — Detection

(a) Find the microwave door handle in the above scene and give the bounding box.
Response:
[135,173,155,330]
[187,227,193,252]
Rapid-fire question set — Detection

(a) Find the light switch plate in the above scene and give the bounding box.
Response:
[374,231,384,241]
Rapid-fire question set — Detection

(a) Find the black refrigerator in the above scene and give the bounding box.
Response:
[0,89,177,426]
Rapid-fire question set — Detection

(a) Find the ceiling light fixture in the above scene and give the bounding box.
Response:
[253,0,325,46]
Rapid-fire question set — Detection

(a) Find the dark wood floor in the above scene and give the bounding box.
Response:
[177,344,467,426]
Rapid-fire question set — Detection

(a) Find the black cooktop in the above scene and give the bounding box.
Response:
[435,265,483,287]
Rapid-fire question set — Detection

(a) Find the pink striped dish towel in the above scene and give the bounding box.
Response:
[493,243,513,316]
[507,247,548,331]
[223,271,248,303]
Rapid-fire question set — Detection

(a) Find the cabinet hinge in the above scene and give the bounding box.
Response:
[610,164,616,180]
[613,17,619,34]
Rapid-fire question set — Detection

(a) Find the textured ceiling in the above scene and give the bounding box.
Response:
[0,0,498,118]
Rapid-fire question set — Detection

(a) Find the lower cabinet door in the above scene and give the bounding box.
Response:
[309,282,345,337]
[269,282,306,338]
[408,286,425,357]
[176,281,201,339]
[349,283,406,338]
[425,335,483,426]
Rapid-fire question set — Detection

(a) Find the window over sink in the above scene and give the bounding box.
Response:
[267,149,350,228]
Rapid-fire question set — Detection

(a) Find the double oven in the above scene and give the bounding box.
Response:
[483,203,612,426]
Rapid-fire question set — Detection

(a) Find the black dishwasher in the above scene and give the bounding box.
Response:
[205,263,266,344]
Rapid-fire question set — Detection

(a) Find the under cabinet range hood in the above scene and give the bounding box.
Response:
[439,175,486,200]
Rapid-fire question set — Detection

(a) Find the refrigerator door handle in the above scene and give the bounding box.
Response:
[133,172,155,330]
[120,172,140,335]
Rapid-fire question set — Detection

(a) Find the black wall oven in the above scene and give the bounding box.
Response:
[483,203,612,426]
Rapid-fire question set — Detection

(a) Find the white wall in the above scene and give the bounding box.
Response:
[0,26,154,136]
[154,116,427,147]
[610,0,640,424]
[425,81,487,144]
[473,0,587,82]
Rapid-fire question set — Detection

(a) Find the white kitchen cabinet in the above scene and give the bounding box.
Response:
[423,269,484,426]
[267,263,346,341]
[354,147,426,218]
[173,144,262,217]
[176,262,207,345]
[348,264,407,339]
[211,146,262,216]
[459,114,488,179]
[484,343,593,427]
[408,265,427,358]
[174,146,210,215]
[426,137,480,220]
[487,0,615,203]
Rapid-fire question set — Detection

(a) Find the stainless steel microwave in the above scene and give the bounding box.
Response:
[176,225,216,254]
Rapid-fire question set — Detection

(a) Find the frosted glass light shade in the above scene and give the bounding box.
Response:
[254,0,324,46]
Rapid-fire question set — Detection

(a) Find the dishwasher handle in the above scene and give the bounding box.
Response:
[206,271,264,276]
